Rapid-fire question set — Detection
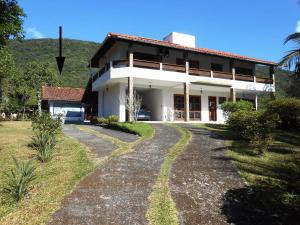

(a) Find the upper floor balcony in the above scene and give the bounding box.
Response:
[91,57,275,92]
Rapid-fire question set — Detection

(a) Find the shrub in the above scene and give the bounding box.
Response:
[32,113,62,137]
[32,132,56,162]
[227,110,278,153]
[221,100,255,117]
[31,113,61,162]
[3,157,36,202]
[90,116,99,125]
[266,98,300,129]
[107,115,119,124]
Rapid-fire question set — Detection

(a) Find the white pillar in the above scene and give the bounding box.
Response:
[129,52,133,67]
[255,94,258,111]
[128,76,133,122]
[184,82,190,121]
[185,61,189,74]
[230,88,236,102]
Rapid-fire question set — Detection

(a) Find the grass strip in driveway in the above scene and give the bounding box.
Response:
[147,124,191,225]
[77,122,155,166]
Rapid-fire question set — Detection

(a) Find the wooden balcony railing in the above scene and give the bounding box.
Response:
[93,58,273,85]
[213,71,233,79]
[235,74,254,82]
[189,68,211,77]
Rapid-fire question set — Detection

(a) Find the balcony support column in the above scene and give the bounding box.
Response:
[185,61,189,74]
[269,65,275,99]
[184,82,190,121]
[129,52,134,67]
[128,76,134,122]
[230,59,236,80]
[230,87,236,102]
[255,94,258,111]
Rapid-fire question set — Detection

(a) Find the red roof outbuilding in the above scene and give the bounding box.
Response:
[41,86,84,102]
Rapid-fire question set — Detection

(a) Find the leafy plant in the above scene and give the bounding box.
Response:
[32,112,62,136]
[32,131,56,162]
[221,100,254,118]
[3,157,36,202]
[107,115,119,124]
[227,110,278,154]
[31,113,61,162]
[266,98,300,129]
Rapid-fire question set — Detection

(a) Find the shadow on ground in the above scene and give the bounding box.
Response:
[196,124,300,225]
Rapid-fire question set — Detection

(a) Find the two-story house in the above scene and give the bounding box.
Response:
[89,32,277,123]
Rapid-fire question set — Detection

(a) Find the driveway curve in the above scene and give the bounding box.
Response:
[170,125,245,225]
[48,124,181,225]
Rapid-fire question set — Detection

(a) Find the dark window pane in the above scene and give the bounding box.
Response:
[211,63,223,72]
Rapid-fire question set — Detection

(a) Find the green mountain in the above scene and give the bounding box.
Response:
[8,39,99,88]
[8,38,291,96]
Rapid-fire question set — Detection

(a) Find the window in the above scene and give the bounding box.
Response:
[236,67,253,75]
[189,60,200,69]
[190,96,201,110]
[176,58,185,65]
[218,97,226,105]
[211,63,223,72]
[174,95,184,110]
[133,52,160,62]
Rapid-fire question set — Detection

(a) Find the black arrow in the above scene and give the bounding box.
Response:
[56,26,65,74]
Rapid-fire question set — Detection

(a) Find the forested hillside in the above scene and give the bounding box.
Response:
[8,39,291,95]
[9,39,99,88]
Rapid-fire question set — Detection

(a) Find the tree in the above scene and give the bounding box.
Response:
[0,0,26,47]
[14,61,61,118]
[279,32,300,97]
[279,33,300,78]
[125,90,142,122]
[0,47,17,111]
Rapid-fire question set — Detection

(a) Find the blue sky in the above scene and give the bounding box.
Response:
[20,0,300,62]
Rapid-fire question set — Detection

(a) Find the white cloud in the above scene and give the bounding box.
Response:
[26,27,44,39]
[296,20,300,33]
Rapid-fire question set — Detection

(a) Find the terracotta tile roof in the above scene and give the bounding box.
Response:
[107,32,277,66]
[41,86,84,102]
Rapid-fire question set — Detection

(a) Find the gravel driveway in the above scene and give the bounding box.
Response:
[169,125,245,225]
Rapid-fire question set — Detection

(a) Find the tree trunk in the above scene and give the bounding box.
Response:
[37,92,41,116]
[22,105,25,121]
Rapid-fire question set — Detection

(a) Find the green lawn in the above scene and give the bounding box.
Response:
[197,123,300,224]
[0,121,95,225]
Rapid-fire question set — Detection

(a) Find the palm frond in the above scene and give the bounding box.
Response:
[284,32,300,45]
[279,49,300,68]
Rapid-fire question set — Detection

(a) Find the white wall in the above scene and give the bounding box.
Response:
[140,89,163,121]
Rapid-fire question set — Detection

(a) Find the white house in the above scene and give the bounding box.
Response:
[89,32,277,123]
[41,86,85,121]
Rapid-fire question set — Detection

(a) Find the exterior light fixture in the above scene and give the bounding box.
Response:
[149,82,152,89]
[200,88,203,94]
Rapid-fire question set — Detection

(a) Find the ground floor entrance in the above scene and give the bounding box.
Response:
[174,94,201,121]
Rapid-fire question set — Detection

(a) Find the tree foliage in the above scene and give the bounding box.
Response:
[0,0,25,47]
[13,61,61,115]
[0,47,17,111]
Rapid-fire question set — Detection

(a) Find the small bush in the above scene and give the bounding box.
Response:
[32,113,62,137]
[90,116,108,125]
[107,115,119,124]
[32,132,56,162]
[221,100,255,118]
[3,157,36,202]
[31,113,61,162]
[227,110,278,153]
[266,98,300,129]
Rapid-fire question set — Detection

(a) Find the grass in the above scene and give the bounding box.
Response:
[147,124,191,225]
[77,123,155,166]
[196,123,300,224]
[103,122,154,139]
[0,121,95,225]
